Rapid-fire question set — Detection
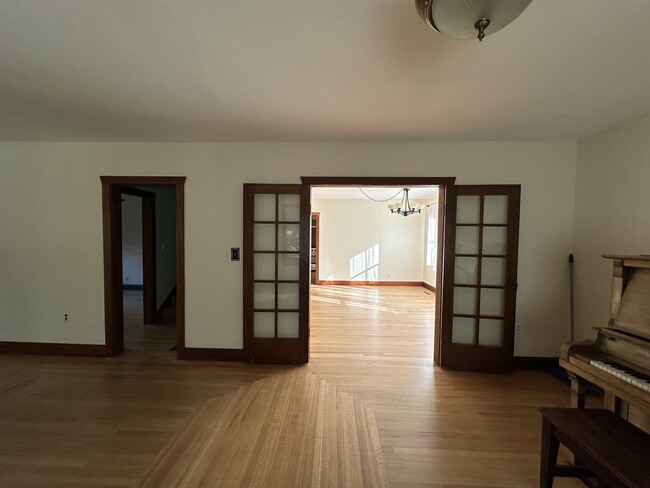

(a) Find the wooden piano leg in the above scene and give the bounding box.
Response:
[569,373,586,408]
[567,373,586,467]
[603,392,630,420]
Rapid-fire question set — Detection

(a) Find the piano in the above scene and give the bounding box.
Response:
[560,255,650,422]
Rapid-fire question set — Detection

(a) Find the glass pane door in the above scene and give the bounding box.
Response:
[439,185,520,372]
[243,184,309,364]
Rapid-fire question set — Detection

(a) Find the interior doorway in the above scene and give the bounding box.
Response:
[308,184,443,365]
[302,177,453,365]
[101,176,186,358]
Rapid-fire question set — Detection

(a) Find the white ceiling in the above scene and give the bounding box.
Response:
[1,1,650,142]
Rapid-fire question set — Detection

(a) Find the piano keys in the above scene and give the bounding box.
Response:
[589,361,650,393]
[560,255,650,420]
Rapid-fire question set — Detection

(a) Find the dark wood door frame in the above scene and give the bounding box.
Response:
[301,176,456,366]
[101,176,186,358]
[121,186,157,325]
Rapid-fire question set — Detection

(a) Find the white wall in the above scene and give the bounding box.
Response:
[122,194,143,286]
[0,141,576,355]
[311,198,424,282]
[422,192,439,288]
[573,112,650,341]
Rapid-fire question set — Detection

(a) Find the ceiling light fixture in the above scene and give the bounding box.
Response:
[388,189,423,217]
[415,0,533,42]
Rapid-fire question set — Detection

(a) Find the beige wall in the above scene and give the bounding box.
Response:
[311,198,424,282]
[573,113,650,340]
[422,193,439,288]
[0,141,576,355]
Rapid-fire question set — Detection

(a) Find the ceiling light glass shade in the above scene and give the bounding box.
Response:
[416,0,532,41]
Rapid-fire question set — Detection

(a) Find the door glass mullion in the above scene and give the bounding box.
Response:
[474,195,485,345]
[273,195,280,338]
[274,194,279,338]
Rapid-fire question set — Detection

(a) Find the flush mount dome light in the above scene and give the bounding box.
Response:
[416,0,533,42]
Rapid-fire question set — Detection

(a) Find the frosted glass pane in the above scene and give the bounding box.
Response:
[479,319,503,346]
[254,194,276,221]
[254,312,275,338]
[483,227,507,255]
[481,258,505,286]
[452,317,474,344]
[279,194,300,221]
[278,313,299,338]
[254,253,275,280]
[278,224,300,252]
[483,195,508,224]
[453,287,476,315]
[456,226,479,254]
[254,224,275,251]
[254,283,275,309]
[480,288,504,317]
[278,283,299,309]
[278,253,300,280]
[457,196,480,224]
[455,257,478,285]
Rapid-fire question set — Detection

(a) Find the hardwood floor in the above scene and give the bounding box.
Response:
[123,290,177,354]
[0,286,583,487]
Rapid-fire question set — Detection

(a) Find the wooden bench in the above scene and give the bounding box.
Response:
[538,408,650,488]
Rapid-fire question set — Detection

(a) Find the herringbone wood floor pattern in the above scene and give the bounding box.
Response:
[0,286,583,487]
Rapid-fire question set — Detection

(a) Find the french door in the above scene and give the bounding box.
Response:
[243,184,310,363]
[438,185,521,372]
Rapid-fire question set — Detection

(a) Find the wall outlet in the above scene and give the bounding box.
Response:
[64,314,69,322]
[515,322,521,333]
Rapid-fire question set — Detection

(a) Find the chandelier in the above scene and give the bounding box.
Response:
[415,0,533,42]
[388,189,423,217]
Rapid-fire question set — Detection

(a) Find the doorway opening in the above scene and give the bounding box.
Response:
[308,185,442,365]
[101,176,186,358]
[302,177,454,366]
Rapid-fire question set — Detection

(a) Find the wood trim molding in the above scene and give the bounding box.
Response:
[183,348,244,361]
[513,356,559,369]
[422,281,436,293]
[317,280,427,287]
[101,176,187,186]
[301,176,456,186]
[0,342,107,357]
